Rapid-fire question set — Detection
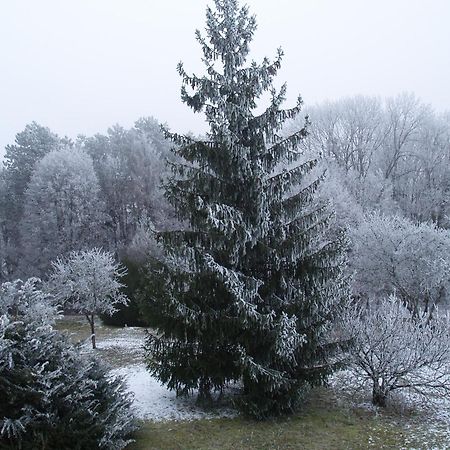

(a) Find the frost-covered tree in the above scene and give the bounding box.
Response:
[393,111,450,226]
[2,123,64,223]
[341,296,450,407]
[80,117,175,253]
[0,123,67,277]
[0,172,8,283]
[48,249,128,348]
[351,214,450,314]
[381,93,430,183]
[0,227,7,283]
[289,94,450,223]
[144,0,348,418]
[3,123,64,197]
[299,96,385,178]
[19,147,107,277]
[0,280,134,449]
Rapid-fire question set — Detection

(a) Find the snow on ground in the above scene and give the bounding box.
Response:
[74,321,238,422]
[397,389,450,446]
[96,331,143,351]
[112,364,237,422]
[66,317,450,437]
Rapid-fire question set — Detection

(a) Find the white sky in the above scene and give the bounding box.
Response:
[1,0,449,157]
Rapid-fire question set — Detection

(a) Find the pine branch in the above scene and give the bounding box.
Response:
[262,127,309,170]
[266,160,318,199]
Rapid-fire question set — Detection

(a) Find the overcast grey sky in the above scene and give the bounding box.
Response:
[1,0,449,157]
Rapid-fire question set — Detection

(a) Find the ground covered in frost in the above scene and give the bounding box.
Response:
[330,369,450,448]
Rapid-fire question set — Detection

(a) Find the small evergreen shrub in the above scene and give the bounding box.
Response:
[0,279,135,450]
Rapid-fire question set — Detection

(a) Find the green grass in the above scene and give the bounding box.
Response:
[127,395,413,450]
[55,315,146,367]
[126,386,440,449]
[55,315,122,343]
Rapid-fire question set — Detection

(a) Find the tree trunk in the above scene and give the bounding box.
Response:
[197,378,212,405]
[372,385,388,407]
[87,314,96,349]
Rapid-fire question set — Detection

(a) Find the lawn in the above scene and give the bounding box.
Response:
[128,398,415,450]
[56,315,450,449]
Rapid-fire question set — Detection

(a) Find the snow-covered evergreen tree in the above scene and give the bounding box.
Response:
[0,277,56,322]
[0,228,7,283]
[0,279,134,449]
[144,0,348,418]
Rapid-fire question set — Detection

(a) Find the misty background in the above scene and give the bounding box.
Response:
[1,0,449,157]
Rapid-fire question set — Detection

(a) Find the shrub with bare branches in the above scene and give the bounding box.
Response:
[341,296,450,407]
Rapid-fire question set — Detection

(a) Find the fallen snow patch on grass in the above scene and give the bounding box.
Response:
[111,364,237,422]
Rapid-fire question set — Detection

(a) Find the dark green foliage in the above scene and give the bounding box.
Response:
[0,318,135,450]
[99,297,146,328]
[100,259,149,327]
[143,0,348,418]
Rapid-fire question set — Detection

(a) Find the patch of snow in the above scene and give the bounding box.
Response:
[111,364,237,422]
[96,334,143,351]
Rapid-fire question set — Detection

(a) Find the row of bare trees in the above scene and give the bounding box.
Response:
[294,93,450,227]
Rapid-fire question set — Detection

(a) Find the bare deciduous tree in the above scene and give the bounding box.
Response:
[47,249,128,349]
[342,296,450,407]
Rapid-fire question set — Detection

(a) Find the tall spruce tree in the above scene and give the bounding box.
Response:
[144,0,348,418]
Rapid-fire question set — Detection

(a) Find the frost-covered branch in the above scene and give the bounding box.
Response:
[341,295,450,407]
[47,249,128,348]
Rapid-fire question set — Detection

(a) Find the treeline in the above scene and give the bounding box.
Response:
[0,118,176,284]
[298,93,450,228]
[291,93,450,314]
[1,93,449,319]
[2,0,450,429]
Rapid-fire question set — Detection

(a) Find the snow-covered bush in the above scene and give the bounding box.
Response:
[0,277,57,323]
[341,296,450,407]
[47,248,129,348]
[0,281,135,449]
